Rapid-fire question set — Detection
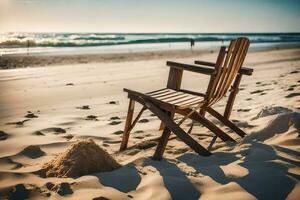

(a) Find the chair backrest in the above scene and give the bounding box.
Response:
[205,37,250,106]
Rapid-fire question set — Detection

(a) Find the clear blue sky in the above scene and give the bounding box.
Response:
[0,0,299,32]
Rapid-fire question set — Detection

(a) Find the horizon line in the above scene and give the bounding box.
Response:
[1,31,300,34]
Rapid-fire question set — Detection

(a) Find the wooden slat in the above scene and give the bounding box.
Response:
[194,61,253,75]
[207,38,250,106]
[194,60,216,67]
[179,89,206,97]
[146,88,168,95]
[149,89,175,98]
[167,61,216,75]
[167,67,183,90]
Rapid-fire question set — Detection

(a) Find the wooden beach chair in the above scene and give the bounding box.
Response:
[119,37,253,160]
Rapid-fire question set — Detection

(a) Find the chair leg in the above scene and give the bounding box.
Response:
[159,111,174,130]
[176,108,236,142]
[144,100,211,157]
[120,98,135,151]
[206,107,246,137]
[153,112,172,160]
[188,108,205,134]
[159,121,165,130]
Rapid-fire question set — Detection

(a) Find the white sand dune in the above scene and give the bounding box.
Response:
[0,48,299,199]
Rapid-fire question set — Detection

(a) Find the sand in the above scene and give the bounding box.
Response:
[0,48,299,199]
[42,139,120,178]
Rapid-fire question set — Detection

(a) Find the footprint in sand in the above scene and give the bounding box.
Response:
[257,82,271,87]
[112,130,123,135]
[25,111,38,118]
[285,93,300,98]
[6,119,30,126]
[93,196,111,200]
[109,121,122,125]
[108,101,119,105]
[289,70,299,74]
[286,87,294,91]
[33,131,45,136]
[110,116,121,120]
[138,119,149,123]
[103,140,121,144]
[39,127,67,135]
[66,83,75,86]
[86,115,98,121]
[76,105,90,110]
[237,109,251,112]
[0,131,9,140]
[246,98,253,101]
[250,89,268,94]
[134,130,144,133]
[133,136,145,139]
[20,145,45,159]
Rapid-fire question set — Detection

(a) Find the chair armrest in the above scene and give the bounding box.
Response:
[194,60,253,76]
[193,60,215,67]
[166,61,216,75]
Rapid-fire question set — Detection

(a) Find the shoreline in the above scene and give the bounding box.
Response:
[1,44,300,69]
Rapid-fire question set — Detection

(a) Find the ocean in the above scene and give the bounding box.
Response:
[1,32,300,55]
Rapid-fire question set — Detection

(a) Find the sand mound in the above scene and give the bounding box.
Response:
[244,112,300,143]
[20,145,45,159]
[252,106,293,119]
[42,139,121,178]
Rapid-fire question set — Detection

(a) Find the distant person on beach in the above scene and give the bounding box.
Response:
[27,40,30,55]
[190,38,195,50]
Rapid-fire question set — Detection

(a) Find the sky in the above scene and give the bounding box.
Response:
[0,0,299,33]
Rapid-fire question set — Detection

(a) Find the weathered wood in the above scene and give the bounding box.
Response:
[125,106,147,135]
[153,112,172,160]
[166,61,216,75]
[120,98,135,151]
[120,37,253,160]
[160,66,183,130]
[176,108,236,142]
[224,74,243,119]
[167,67,183,90]
[194,60,216,67]
[205,46,227,104]
[144,100,211,157]
[206,107,246,137]
[179,89,206,97]
[194,61,253,75]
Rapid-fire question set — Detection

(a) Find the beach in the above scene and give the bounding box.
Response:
[0,46,299,200]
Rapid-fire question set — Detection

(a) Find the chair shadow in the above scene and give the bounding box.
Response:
[144,158,201,200]
[93,163,141,193]
[178,142,297,200]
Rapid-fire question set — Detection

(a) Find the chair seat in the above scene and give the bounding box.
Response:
[126,88,205,109]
